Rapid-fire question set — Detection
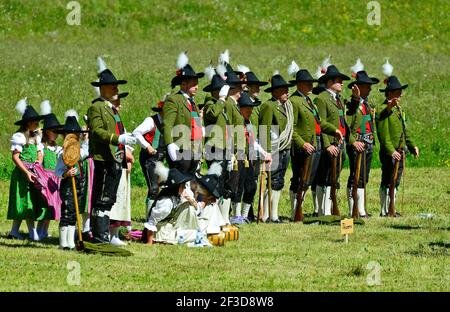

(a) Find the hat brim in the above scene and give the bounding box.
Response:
[14,115,46,126]
[151,107,162,112]
[379,84,408,92]
[348,78,380,89]
[90,79,127,87]
[264,83,294,93]
[289,78,318,84]
[246,81,269,86]
[203,84,222,92]
[55,129,89,134]
[318,73,351,83]
[43,125,64,131]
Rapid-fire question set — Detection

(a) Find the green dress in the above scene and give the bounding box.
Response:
[35,145,59,220]
[7,144,44,220]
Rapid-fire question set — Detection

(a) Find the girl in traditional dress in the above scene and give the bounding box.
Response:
[36,100,63,239]
[8,99,45,240]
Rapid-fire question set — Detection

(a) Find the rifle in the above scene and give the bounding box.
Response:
[294,136,314,222]
[330,143,340,216]
[267,165,272,223]
[363,148,368,216]
[388,131,404,217]
[257,161,266,224]
[352,150,362,218]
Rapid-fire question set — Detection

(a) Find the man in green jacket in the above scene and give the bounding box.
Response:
[164,52,204,175]
[259,72,295,223]
[314,65,350,216]
[287,62,341,221]
[376,75,419,216]
[87,58,136,243]
[202,65,234,224]
[237,65,268,222]
[346,62,379,218]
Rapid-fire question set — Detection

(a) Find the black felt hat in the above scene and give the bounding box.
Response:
[56,111,89,134]
[15,102,45,126]
[348,71,380,89]
[289,69,318,84]
[91,69,127,87]
[264,74,294,93]
[167,168,193,186]
[203,74,228,92]
[318,65,350,83]
[379,75,408,92]
[171,64,204,88]
[43,113,63,131]
[245,71,268,86]
[225,70,245,87]
[238,91,260,108]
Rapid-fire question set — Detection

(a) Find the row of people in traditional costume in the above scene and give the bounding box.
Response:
[7,50,418,249]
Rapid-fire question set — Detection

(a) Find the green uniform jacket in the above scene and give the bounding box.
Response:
[314,91,355,148]
[203,95,230,151]
[163,91,200,149]
[226,97,245,152]
[87,101,120,162]
[346,96,376,144]
[376,102,416,156]
[290,91,336,150]
[259,98,290,152]
[249,99,261,137]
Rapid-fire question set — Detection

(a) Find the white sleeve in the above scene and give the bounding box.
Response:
[253,141,266,156]
[55,152,67,178]
[80,139,90,161]
[36,134,44,152]
[10,132,26,152]
[132,117,155,149]
[125,145,135,153]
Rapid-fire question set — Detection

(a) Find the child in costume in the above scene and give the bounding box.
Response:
[36,100,63,238]
[55,110,89,250]
[8,99,45,240]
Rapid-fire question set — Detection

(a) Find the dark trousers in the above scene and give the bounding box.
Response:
[167,146,201,175]
[290,137,322,193]
[59,176,85,227]
[347,143,373,188]
[91,160,122,243]
[380,149,404,189]
[315,143,346,188]
[268,149,290,191]
[233,161,257,204]
[139,149,165,200]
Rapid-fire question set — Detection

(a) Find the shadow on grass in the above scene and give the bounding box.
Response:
[406,241,449,257]
[0,233,59,248]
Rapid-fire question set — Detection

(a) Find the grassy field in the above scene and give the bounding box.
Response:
[0,0,448,292]
[0,168,448,292]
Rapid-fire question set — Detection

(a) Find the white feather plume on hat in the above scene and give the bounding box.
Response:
[207,162,222,176]
[205,65,215,81]
[218,49,230,65]
[315,55,331,78]
[382,59,393,77]
[273,70,280,76]
[236,64,250,74]
[216,63,227,80]
[96,56,107,74]
[65,109,79,120]
[176,52,189,70]
[15,98,28,115]
[155,161,169,183]
[40,100,52,115]
[287,60,300,77]
[351,58,364,76]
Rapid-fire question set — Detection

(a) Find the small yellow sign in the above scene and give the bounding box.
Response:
[340,218,354,235]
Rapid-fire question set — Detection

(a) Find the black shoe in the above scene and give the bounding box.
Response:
[271,219,284,224]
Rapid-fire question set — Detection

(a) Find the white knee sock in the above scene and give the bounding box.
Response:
[242,203,251,218]
[67,225,76,249]
[82,213,90,233]
[271,190,281,221]
[59,226,68,249]
[26,219,39,241]
[290,190,297,221]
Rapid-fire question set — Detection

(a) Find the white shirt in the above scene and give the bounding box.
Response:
[326,88,338,100]
[132,116,158,149]
[10,132,44,153]
[55,139,90,178]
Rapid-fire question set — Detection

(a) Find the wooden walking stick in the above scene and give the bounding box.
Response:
[257,161,266,224]
[352,151,362,219]
[330,150,340,216]
[294,154,312,222]
[388,132,404,217]
[267,163,272,223]
[72,173,84,250]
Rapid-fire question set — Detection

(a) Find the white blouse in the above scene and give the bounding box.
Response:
[10,132,44,153]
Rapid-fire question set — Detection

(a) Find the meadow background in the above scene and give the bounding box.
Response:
[0,0,448,292]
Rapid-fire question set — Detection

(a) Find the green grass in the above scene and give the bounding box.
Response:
[0,168,449,291]
[0,0,448,292]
